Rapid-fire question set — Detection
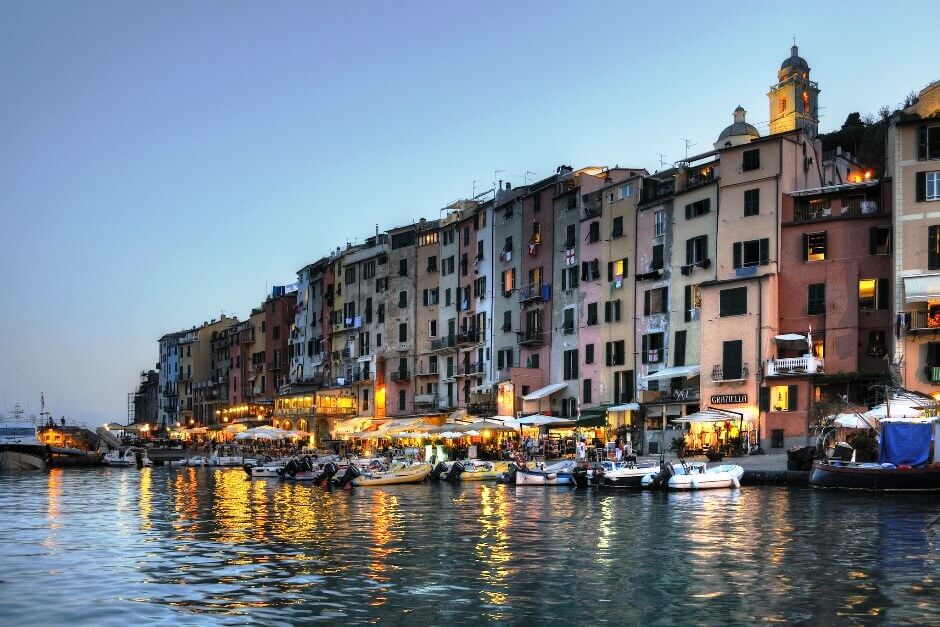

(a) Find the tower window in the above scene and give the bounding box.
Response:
[779,97,787,113]
[802,91,810,113]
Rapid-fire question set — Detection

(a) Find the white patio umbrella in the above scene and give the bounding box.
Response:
[830,413,879,429]
[863,404,923,420]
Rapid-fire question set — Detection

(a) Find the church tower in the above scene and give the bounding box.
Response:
[767,44,820,137]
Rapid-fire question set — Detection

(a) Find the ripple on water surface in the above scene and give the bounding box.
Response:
[0,467,938,624]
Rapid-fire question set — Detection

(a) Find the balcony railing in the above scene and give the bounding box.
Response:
[766,356,824,376]
[794,199,884,223]
[414,394,435,405]
[710,363,750,382]
[438,399,457,410]
[390,370,411,382]
[685,168,716,190]
[906,310,940,332]
[519,328,543,346]
[415,365,439,376]
[431,335,457,352]
[456,329,479,345]
[519,283,550,303]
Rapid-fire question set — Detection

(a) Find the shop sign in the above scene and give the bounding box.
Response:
[711,394,747,405]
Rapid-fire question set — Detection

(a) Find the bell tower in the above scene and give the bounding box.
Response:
[768,43,820,137]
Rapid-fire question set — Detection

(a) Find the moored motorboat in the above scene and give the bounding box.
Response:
[353,462,432,486]
[641,461,742,490]
[102,447,153,468]
[515,460,576,486]
[600,461,662,489]
[0,416,48,472]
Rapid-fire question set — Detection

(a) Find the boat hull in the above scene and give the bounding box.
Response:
[0,445,47,471]
[600,468,658,489]
[354,464,432,486]
[515,469,574,485]
[809,461,940,492]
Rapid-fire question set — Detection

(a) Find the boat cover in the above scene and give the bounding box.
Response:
[879,422,934,467]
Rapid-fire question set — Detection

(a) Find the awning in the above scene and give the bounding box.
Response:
[608,403,640,412]
[671,408,743,424]
[516,414,574,426]
[522,382,568,401]
[640,365,700,382]
[576,410,608,428]
[903,275,940,303]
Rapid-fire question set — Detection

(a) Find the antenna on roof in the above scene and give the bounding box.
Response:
[523,170,536,185]
[657,153,668,170]
[493,169,504,190]
[681,138,697,160]
[472,179,479,198]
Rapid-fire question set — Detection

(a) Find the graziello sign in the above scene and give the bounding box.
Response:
[711,394,748,405]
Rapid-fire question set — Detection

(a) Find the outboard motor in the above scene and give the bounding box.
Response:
[429,461,449,481]
[317,461,339,489]
[335,464,361,490]
[651,462,675,490]
[280,459,300,479]
[134,450,144,469]
[572,465,589,489]
[443,461,465,482]
[497,462,518,484]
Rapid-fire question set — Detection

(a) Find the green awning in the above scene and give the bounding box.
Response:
[576,410,609,428]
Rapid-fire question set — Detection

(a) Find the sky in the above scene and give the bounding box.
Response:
[1,0,937,421]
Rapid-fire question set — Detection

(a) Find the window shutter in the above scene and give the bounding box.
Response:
[686,239,693,265]
[641,335,649,364]
[685,203,692,219]
[605,301,612,322]
[930,226,940,270]
[787,384,798,411]
[643,291,651,316]
[608,261,614,281]
[802,233,809,261]
[759,238,770,265]
[733,242,743,269]
[606,342,612,366]
[918,126,928,160]
[877,278,889,310]
[674,330,687,367]
[583,379,591,404]
[572,351,578,378]
[614,300,621,321]
[759,387,770,412]
[581,261,589,281]
[916,172,927,202]
[661,287,668,313]
[684,285,691,322]
[869,227,877,256]
[703,198,710,213]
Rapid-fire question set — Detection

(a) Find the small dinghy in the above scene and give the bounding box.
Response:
[353,462,432,486]
[600,461,662,489]
[448,460,510,482]
[103,447,153,468]
[642,461,743,490]
[515,460,576,486]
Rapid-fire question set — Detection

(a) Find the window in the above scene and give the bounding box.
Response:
[744,189,760,216]
[442,255,455,275]
[583,379,593,404]
[803,232,827,262]
[504,236,513,254]
[870,226,891,256]
[771,385,798,412]
[561,266,579,290]
[732,238,770,268]
[868,330,887,358]
[604,299,622,323]
[587,303,598,326]
[654,210,665,237]
[920,171,940,202]
[377,303,385,323]
[443,228,455,245]
[917,125,940,160]
[363,261,376,279]
[719,287,747,317]
[398,389,406,412]
[858,278,889,310]
[398,291,407,308]
[477,240,484,260]
[399,259,408,276]
[585,344,595,364]
[644,287,668,316]
[808,284,826,315]
[398,322,408,342]
[930,226,940,270]
[619,183,635,199]
[605,340,626,366]
[461,253,468,276]
[743,148,760,171]
[375,277,388,292]
[608,258,627,282]
[501,310,512,332]
[532,222,541,244]
[685,198,710,219]
[418,232,439,246]
[365,297,373,323]
[273,326,280,340]
[422,288,439,306]
[674,330,687,367]
[563,350,579,380]
[427,255,438,272]
[463,226,470,246]
[641,333,664,364]
[722,340,743,379]
[527,354,540,369]
[588,221,600,243]
[580,259,600,282]
[651,244,664,270]
[428,319,438,337]
[344,267,356,284]
[684,284,701,322]
[612,216,624,238]
[686,235,708,265]
[361,389,369,411]
[563,308,575,334]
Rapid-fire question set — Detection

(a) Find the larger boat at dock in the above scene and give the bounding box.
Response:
[0,405,48,471]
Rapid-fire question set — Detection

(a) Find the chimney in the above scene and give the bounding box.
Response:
[505,182,511,190]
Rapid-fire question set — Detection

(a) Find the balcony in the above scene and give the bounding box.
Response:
[432,335,457,353]
[239,328,255,343]
[415,365,439,377]
[390,370,411,382]
[519,327,543,347]
[906,310,940,333]
[710,363,750,382]
[793,198,884,223]
[765,356,824,376]
[519,283,551,304]
[456,328,479,346]
[414,394,435,405]
[438,399,457,411]
[684,166,716,190]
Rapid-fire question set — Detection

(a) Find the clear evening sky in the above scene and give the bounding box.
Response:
[1,1,937,421]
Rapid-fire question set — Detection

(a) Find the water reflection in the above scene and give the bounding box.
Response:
[1,470,939,624]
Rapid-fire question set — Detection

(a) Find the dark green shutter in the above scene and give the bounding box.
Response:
[733,242,743,268]
[759,238,770,265]
[918,126,928,160]
[685,203,692,219]
[605,301,612,322]
[684,285,692,322]
[788,385,798,411]
[674,330,687,367]
[916,172,927,202]
[686,239,693,265]
[877,278,890,310]
[641,335,649,364]
[759,387,770,412]
[607,262,614,281]
[606,342,612,366]
[643,291,650,316]
[802,233,809,261]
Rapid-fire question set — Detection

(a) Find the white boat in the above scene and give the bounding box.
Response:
[599,461,662,488]
[641,461,743,490]
[0,412,47,471]
[516,460,577,485]
[103,447,153,467]
[209,455,244,467]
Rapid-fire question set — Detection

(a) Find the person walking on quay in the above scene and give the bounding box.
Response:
[576,438,587,462]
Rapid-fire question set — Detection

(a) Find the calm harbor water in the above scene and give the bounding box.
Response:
[0,467,938,625]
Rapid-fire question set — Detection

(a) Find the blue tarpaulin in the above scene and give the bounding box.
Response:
[879,422,934,467]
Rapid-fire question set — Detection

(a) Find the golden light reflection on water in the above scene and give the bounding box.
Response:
[476,485,513,617]
[367,490,401,606]
[212,469,252,544]
[138,467,152,532]
[42,468,63,551]
[172,468,201,536]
